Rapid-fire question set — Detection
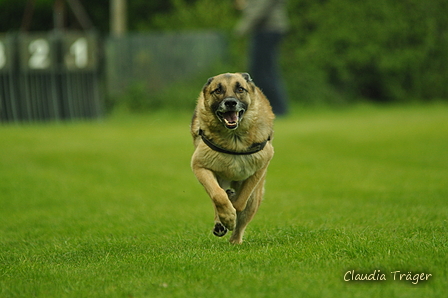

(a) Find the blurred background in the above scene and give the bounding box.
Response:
[1,0,447,122]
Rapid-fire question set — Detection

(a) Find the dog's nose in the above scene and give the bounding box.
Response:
[224,98,238,108]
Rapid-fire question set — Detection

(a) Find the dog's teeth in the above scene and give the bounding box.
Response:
[224,119,237,125]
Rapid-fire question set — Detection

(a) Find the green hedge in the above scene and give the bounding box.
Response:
[285,0,448,104]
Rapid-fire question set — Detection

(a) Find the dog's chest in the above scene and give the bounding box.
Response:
[212,153,265,181]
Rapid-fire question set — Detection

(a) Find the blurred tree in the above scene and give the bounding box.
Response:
[0,0,173,32]
[0,0,52,31]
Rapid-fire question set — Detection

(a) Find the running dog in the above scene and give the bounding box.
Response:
[190,72,275,244]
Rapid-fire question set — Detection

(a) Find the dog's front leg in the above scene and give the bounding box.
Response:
[232,165,268,212]
[192,167,236,230]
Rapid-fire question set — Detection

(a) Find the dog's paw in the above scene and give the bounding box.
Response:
[229,236,243,245]
[213,222,228,237]
[226,189,236,200]
[217,205,236,231]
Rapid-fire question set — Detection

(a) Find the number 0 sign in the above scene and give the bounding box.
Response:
[0,41,6,69]
[0,36,12,71]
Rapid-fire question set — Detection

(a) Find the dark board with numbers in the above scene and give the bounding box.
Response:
[0,32,102,122]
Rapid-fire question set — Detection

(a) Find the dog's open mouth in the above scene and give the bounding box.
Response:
[217,110,245,129]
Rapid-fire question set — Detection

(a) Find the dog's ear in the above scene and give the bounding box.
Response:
[203,76,214,91]
[240,72,255,92]
[202,76,214,96]
[240,72,253,83]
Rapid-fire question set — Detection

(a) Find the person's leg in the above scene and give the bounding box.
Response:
[249,31,288,116]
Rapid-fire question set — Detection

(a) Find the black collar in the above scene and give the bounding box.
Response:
[198,129,271,155]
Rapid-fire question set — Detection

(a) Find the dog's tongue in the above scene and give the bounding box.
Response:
[223,111,238,124]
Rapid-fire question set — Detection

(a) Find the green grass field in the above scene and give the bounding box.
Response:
[1,103,447,297]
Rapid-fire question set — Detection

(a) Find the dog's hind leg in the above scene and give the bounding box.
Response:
[231,166,268,212]
[229,181,265,244]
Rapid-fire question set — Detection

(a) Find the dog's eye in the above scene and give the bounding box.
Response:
[213,87,223,94]
[237,87,246,93]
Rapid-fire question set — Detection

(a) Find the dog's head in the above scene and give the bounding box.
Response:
[202,73,255,130]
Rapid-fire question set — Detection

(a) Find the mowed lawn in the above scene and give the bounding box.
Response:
[0,104,447,297]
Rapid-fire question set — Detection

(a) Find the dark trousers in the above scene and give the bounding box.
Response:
[249,31,288,116]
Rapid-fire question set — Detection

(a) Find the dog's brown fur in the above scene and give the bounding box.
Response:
[191,73,274,244]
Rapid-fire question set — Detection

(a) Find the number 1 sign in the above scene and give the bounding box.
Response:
[63,34,97,71]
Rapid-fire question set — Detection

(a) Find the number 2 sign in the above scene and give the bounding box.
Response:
[28,38,51,69]
[19,35,53,71]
